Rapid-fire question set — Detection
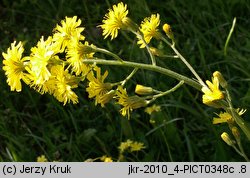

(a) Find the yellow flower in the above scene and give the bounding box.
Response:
[66,40,95,75]
[2,41,28,92]
[213,108,246,124]
[145,104,161,115]
[37,155,48,162]
[118,139,145,153]
[130,141,146,152]
[29,36,55,84]
[201,75,224,107]
[116,86,148,118]
[53,16,85,51]
[86,67,113,107]
[50,65,79,105]
[99,2,130,40]
[213,112,232,124]
[119,139,133,153]
[100,155,113,162]
[137,14,161,48]
[26,71,55,95]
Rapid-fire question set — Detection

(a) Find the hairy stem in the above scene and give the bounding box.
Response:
[83,58,202,90]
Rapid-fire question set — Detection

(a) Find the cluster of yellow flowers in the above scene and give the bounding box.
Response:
[2,1,249,160]
[1,2,248,131]
[201,71,248,159]
[2,2,169,117]
[2,16,94,105]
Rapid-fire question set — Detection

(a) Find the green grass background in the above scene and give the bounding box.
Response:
[0,0,250,161]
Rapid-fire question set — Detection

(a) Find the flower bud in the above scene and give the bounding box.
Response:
[221,132,234,146]
[213,71,227,88]
[149,47,164,57]
[135,84,153,95]
[163,23,174,40]
[231,127,240,140]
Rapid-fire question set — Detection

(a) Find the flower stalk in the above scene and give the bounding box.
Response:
[82,58,202,90]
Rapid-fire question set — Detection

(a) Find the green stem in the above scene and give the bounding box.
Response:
[131,30,156,66]
[82,58,202,90]
[224,89,250,140]
[121,68,138,87]
[162,38,207,87]
[147,80,184,103]
[94,47,123,62]
[237,140,250,162]
[232,145,249,162]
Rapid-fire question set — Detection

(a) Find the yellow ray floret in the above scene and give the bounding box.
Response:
[53,16,85,52]
[29,36,55,84]
[86,67,113,107]
[2,41,28,92]
[213,108,246,124]
[137,14,161,48]
[118,139,145,153]
[50,65,79,105]
[66,40,95,75]
[201,75,224,107]
[145,104,161,115]
[116,86,147,118]
[99,2,130,40]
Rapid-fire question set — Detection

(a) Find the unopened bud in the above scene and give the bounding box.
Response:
[221,132,234,146]
[213,71,227,88]
[149,47,164,57]
[231,127,240,140]
[163,23,174,40]
[135,84,153,95]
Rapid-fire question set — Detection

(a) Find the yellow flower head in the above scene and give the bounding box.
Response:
[86,67,113,107]
[100,155,113,162]
[99,2,130,40]
[29,36,55,84]
[213,108,246,124]
[116,86,148,118]
[118,139,145,153]
[201,75,224,107]
[66,40,95,75]
[130,141,146,152]
[50,65,79,105]
[26,75,51,94]
[213,112,232,124]
[137,14,161,48]
[53,16,85,52]
[37,155,48,162]
[2,41,28,92]
[145,104,161,115]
